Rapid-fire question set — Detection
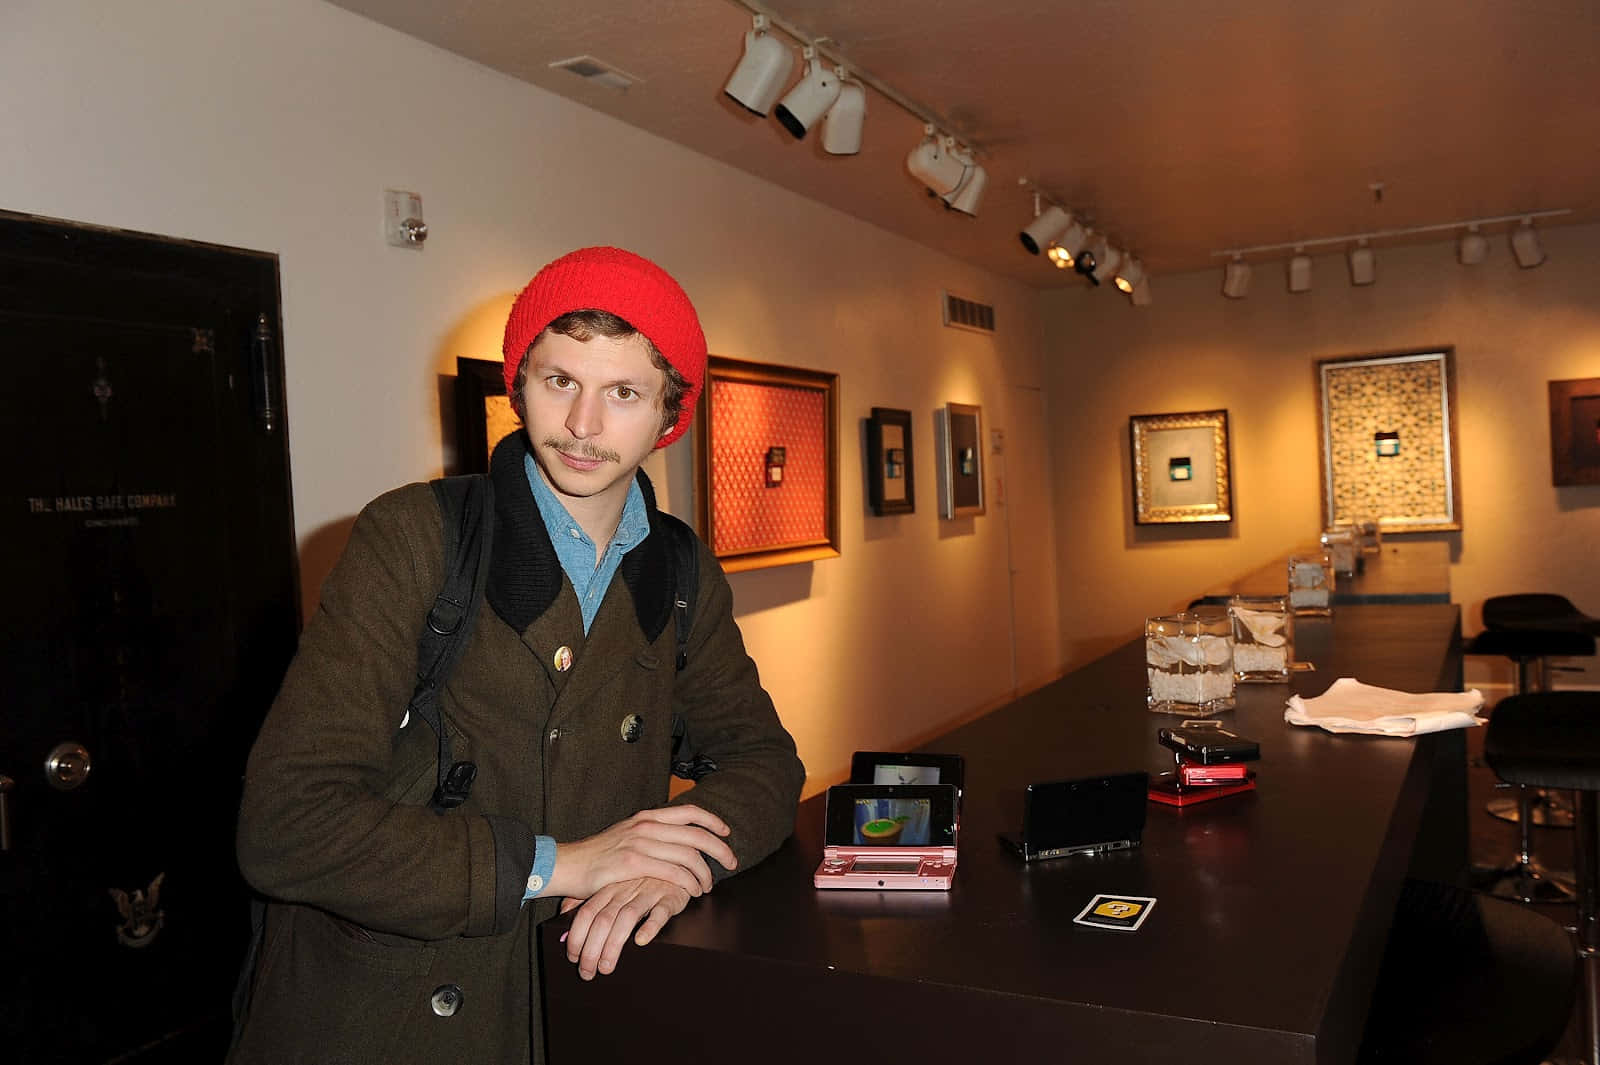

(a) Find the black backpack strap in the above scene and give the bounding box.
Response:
[662,512,698,673]
[407,474,494,813]
[662,514,717,782]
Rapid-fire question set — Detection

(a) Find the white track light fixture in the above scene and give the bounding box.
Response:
[775,50,841,139]
[724,16,795,116]
[1288,249,1313,293]
[1458,225,1488,265]
[906,133,985,216]
[1347,239,1375,286]
[906,136,967,197]
[821,80,866,154]
[1114,257,1145,294]
[1222,256,1251,298]
[1511,218,1546,268]
[1020,204,1072,255]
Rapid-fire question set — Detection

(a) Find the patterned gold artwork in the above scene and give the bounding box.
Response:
[1317,350,1459,532]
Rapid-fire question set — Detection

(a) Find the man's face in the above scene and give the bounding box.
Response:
[519,329,669,509]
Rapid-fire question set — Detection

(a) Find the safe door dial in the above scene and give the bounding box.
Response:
[44,742,92,791]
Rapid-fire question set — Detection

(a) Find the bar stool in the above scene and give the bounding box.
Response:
[1466,628,1592,903]
[1484,594,1600,638]
[1485,692,1600,1065]
[1357,878,1577,1064]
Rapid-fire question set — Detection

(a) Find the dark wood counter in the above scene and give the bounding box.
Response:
[1205,541,1452,605]
[542,604,1465,1065]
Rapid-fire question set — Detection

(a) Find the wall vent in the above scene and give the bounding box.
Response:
[548,55,641,92]
[942,291,996,334]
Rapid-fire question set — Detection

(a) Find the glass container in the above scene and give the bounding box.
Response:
[1146,612,1235,715]
[1288,553,1334,617]
[1228,594,1293,683]
[1320,526,1359,578]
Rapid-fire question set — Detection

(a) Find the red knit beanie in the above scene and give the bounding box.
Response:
[501,246,707,449]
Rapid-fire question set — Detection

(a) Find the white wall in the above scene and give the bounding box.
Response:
[1,0,1059,793]
[1041,223,1600,690]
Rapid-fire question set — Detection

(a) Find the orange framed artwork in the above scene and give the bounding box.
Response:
[694,356,840,572]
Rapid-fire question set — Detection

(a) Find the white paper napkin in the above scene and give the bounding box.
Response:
[1284,677,1484,736]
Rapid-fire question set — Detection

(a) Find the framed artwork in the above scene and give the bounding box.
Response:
[1129,409,1233,525]
[454,357,519,474]
[935,402,985,519]
[866,407,915,516]
[1316,348,1460,532]
[1549,377,1600,485]
[694,356,840,572]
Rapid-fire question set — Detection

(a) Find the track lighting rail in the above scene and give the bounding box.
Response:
[1211,209,1572,259]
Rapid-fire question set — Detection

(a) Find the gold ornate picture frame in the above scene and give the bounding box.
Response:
[1316,348,1460,532]
[1129,409,1233,525]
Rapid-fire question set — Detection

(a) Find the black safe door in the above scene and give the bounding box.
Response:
[0,213,299,1064]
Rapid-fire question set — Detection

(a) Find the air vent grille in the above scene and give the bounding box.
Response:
[942,291,996,334]
[548,55,641,91]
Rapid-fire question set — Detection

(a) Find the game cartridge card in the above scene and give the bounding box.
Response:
[1073,894,1157,932]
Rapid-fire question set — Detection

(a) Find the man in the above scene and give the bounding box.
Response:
[229,247,804,1064]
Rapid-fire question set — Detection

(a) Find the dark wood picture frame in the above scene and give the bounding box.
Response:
[1129,409,1234,525]
[1316,348,1461,533]
[1549,377,1600,485]
[866,407,915,516]
[454,356,516,474]
[694,356,840,572]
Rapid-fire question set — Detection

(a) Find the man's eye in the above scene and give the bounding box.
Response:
[615,386,635,400]
[550,375,573,389]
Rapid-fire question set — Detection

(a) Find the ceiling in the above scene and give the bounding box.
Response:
[327,0,1600,289]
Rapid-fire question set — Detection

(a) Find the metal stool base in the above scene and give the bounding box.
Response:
[1488,792,1577,828]
[1473,859,1579,904]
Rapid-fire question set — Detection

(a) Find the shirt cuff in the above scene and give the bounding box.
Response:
[523,835,558,900]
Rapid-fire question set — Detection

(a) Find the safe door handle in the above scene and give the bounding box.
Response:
[0,775,13,852]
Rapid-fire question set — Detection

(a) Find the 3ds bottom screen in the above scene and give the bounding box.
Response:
[852,798,932,846]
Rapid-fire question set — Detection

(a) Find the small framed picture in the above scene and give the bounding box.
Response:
[935,403,984,519]
[866,407,915,516]
[1549,376,1600,485]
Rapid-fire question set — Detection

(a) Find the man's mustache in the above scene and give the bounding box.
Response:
[543,436,621,464]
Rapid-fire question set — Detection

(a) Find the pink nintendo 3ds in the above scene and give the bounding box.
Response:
[813,784,959,891]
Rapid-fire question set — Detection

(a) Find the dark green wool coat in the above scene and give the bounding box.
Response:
[230,433,804,1064]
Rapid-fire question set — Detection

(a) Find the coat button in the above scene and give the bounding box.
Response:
[620,714,644,743]
[430,984,464,1018]
[553,646,573,672]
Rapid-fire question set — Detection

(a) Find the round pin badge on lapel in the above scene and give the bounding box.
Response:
[553,645,573,672]
[620,714,644,743]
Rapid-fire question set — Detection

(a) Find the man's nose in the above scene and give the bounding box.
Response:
[566,389,603,438]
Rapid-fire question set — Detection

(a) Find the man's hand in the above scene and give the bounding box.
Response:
[548,804,736,902]
[559,878,690,980]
